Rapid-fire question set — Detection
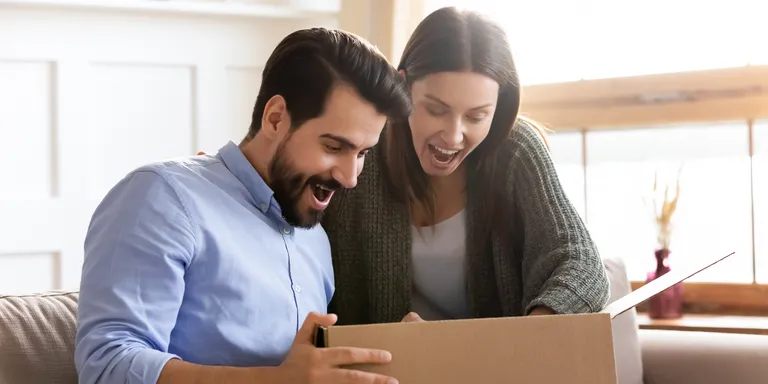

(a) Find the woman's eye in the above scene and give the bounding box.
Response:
[426,107,446,116]
[467,114,486,123]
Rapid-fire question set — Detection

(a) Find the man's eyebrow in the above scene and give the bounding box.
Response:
[424,94,494,111]
[320,133,374,151]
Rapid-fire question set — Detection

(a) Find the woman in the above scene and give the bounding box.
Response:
[322,6,609,324]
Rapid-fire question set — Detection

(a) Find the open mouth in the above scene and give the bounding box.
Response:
[310,183,334,205]
[428,144,461,165]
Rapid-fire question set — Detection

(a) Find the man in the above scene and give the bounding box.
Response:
[75,27,410,384]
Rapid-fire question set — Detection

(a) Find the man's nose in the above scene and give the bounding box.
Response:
[333,160,358,189]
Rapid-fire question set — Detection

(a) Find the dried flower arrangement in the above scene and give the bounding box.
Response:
[650,165,683,250]
[645,164,685,319]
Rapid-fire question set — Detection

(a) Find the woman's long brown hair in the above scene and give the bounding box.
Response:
[385,6,549,239]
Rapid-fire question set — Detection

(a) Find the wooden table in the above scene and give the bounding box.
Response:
[636,313,768,335]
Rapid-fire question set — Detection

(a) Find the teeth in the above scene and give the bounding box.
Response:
[315,184,332,191]
[432,145,459,155]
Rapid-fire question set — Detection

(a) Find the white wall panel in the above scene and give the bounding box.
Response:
[0,60,55,199]
[0,3,338,294]
[85,63,195,198]
[226,66,263,144]
[0,252,59,295]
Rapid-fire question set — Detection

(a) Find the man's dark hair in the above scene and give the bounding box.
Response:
[246,27,411,139]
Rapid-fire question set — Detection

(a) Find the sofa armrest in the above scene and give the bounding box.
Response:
[640,329,768,384]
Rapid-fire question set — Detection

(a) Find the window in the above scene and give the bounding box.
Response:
[585,123,753,283]
[547,130,586,220]
[423,0,768,85]
[755,120,768,283]
[546,123,759,284]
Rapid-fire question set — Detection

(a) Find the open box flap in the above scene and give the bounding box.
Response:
[601,251,735,319]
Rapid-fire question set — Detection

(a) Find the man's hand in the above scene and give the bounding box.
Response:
[275,312,398,384]
[400,312,424,323]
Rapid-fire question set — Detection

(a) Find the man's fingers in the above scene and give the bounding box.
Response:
[295,312,338,344]
[323,346,392,366]
[336,368,398,384]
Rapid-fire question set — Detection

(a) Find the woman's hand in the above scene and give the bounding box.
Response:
[528,306,556,316]
[400,312,425,322]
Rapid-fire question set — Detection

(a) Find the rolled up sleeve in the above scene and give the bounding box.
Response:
[509,121,610,315]
[75,169,197,384]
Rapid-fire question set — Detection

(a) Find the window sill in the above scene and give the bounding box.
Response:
[636,313,768,336]
[630,282,768,316]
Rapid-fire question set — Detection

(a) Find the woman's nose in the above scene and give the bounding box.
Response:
[441,121,464,147]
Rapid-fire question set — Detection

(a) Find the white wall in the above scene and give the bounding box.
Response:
[0,1,339,294]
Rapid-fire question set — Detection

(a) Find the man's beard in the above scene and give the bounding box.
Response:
[268,142,341,229]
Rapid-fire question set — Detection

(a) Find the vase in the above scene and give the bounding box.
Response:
[645,247,684,319]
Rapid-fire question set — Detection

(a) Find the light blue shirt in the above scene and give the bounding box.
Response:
[75,141,335,384]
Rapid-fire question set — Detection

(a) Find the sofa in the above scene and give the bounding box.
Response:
[1,258,767,384]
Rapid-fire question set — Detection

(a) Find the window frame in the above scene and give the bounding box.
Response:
[521,65,768,129]
[521,64,768,315]
[630,282,768,316]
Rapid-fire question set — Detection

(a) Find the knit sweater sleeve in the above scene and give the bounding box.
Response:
[508,121,610,315]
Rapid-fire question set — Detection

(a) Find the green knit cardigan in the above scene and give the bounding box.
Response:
[321,120,610,325]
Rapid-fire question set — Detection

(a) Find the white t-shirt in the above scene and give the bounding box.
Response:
[410,209,470,320]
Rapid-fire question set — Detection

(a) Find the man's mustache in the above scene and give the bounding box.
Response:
[305,175,342,191]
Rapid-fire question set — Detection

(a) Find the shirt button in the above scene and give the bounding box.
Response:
[282,227,291,235]
[293,284,302,293]
[259,202,267,210]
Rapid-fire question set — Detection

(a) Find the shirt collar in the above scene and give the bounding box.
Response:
[217,141,274,213]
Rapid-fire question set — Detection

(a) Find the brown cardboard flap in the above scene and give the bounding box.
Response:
[602,251,735,319]
[316,314,617,384]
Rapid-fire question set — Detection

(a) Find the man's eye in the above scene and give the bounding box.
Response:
[357,150,369,159]
[325,145,341,153]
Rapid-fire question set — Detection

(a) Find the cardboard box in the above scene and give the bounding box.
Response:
[315,251,736,384]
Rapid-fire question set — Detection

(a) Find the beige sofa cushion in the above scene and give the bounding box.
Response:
[0,291,79,384]
[641,329,768,384]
